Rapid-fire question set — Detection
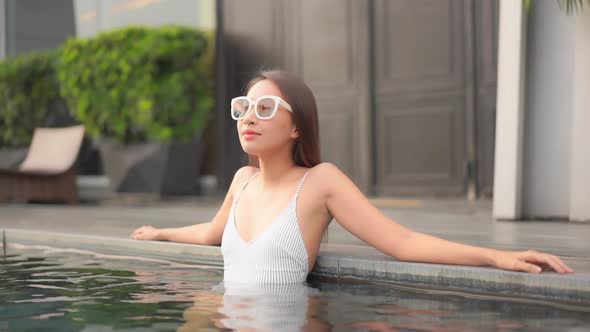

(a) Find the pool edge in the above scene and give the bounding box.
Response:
[3,228,590,305]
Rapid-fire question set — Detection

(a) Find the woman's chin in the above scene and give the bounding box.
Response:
[241,143,262,155]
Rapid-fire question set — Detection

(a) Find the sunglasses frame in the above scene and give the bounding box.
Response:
[230,95,293,120]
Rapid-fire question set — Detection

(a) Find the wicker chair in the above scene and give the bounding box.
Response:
[0,125,85,205]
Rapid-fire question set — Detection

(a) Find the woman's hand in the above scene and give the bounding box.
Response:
[130,225,162,241]
[491,249,574,274]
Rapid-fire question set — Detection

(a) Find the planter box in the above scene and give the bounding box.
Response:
[98,137,203,195]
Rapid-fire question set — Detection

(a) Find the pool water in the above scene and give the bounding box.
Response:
[1,245,589,331]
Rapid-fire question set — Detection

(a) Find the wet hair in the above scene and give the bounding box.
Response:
[243,70,321,168]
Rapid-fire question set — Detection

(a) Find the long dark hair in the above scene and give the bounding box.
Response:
[243,70,321,168]
[243,70,329,243]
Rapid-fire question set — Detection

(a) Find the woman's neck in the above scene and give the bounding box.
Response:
[256,150,299,188]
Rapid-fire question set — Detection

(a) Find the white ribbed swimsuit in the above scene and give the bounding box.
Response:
[221,170,311,284]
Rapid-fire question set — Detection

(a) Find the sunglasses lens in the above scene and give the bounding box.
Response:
[257,98,276,118]
[232,99,250,119]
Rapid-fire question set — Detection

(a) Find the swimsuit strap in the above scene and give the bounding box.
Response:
[294,170,311,198]
[235,170,260,202]
[241,170,260,191]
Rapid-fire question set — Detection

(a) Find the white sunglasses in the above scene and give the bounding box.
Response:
[230,95,293,120]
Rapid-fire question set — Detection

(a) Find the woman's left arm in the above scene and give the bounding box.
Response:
[315,163,573,274]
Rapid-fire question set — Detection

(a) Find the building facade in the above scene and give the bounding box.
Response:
[494,0,590,222]
[2,0,587,223]
[215,0,499,198]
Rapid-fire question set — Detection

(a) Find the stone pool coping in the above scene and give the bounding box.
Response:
[3,228,590,306]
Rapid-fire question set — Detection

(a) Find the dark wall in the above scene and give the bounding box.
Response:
[5,0,76,56]
[215,0,498,197]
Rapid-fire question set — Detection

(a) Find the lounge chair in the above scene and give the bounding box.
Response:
[0,125,85,205]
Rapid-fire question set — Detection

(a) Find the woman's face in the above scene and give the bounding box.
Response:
[236,79,298,157]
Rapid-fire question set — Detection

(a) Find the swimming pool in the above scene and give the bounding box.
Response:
[1,244,589,331]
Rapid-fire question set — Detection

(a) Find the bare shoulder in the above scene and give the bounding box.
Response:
[217,166,259,207]
[310,162,340,173]
[234,165,259,182]
[307,162,349,198]
[231,166,259,190]
[309,162,342,180]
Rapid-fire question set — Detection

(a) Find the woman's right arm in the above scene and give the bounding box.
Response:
[130,166,257,245]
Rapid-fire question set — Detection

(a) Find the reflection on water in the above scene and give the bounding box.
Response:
[1,245,589,332]
[208,281,326,331]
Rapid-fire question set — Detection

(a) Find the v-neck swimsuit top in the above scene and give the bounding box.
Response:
[221,170,311,284]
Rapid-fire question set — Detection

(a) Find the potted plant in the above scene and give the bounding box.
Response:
[57,26,214,195]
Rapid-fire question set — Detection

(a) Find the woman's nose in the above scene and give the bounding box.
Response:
[241,105,257,124]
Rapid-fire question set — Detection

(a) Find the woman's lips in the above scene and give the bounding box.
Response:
[244,134,259,140]
[242,131,260,140]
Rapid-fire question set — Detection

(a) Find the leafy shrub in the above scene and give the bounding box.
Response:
[0,51,61,147]
[57,26,214,144]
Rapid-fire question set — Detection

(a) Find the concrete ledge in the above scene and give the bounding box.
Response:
[323,256,590,305]
[4,228,223,267]
[3,229,590,305]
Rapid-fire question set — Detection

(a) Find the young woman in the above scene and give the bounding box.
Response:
[130,70,573,284]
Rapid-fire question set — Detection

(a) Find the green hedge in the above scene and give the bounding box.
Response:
[0,26,214,147]
[0,51,61,148]
[57,26,214,144]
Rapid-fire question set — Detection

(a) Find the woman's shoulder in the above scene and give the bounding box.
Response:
[310,162,339,173]
[233,163,342,179]
[230,163,344,191]
[226,166,258,193]
[306,162,347,192]
[308,162,342,178]
[234,166,259,182]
